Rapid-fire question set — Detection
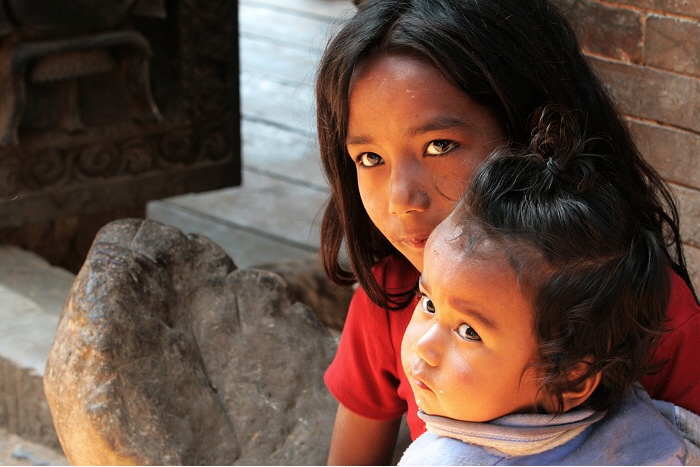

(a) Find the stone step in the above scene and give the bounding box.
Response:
[239,0,341,53]
[242,0,354,21]
[241,119,325,188]
[241,70,316,135]
[147,168,328,268]
[0,427,68,466]
[0,246,74,451]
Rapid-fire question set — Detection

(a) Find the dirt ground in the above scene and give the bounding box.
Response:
[0,429,68,466]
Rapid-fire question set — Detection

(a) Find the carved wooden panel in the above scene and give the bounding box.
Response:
[0,0,240,227]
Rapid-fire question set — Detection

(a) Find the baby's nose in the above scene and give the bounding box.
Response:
[412,323,442,366]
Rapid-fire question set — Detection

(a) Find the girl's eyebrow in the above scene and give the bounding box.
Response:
[346,116,472,147]
[408,116,472,137]
[346,135,372,146]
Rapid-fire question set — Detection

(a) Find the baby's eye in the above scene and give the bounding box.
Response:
[419,295,435,314]
[356,152,383,167]
[425,140,458,156]
[457,323,481,341]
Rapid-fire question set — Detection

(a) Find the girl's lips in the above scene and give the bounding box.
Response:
[400,236,429,249]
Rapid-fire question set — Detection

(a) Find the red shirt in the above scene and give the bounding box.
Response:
[324,255,700,441]
[640,267,700,412]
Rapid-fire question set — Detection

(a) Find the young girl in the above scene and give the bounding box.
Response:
[398,107,700,465]
[316,0,700,463]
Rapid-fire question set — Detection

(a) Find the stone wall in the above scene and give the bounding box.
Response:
[552,0,700,289]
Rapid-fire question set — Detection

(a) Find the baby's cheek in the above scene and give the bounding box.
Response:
[400,315,420,366]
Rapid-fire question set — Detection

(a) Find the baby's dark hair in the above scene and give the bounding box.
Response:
[453,106,671,413]
[316,0,695,310]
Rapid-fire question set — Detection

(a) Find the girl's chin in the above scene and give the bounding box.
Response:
[400,248,425,271]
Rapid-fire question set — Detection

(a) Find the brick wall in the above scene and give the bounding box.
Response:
[552,0,700,290]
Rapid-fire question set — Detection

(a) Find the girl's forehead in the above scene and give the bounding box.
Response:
[349,52,443,93]
[346,52,506,141]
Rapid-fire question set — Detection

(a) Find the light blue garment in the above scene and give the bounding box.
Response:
[399,385,700,465]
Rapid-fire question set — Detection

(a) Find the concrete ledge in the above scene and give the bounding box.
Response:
[0,246,75,450]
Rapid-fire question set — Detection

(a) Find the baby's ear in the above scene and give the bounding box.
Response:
[559,362,601,412]
[540,358,601,413]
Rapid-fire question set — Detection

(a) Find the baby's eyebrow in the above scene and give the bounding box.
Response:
[450,299,499,332]
[420,274,499,331]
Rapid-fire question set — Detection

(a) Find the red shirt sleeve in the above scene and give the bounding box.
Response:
[324,256,422,427]
[640,271,700,415]
[324,281,408,420]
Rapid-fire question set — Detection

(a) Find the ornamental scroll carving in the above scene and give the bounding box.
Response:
[0,0,240,227]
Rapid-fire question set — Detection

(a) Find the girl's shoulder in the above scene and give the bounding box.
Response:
[667,271,700,325]
[640,270,700,414]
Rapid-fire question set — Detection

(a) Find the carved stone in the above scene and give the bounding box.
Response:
[0,0,240,228]
[256,256,354,331]
[44,219,338,465]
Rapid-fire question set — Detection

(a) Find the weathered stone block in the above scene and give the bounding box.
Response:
[672,184,700,249]
[591,58,700,133]
[44,218,338,465]
[612,0,700,19]
[552,0,642,63]
[0,358,59,450]
[685,244,700,291]
[255,256,353,331]
[646,15,700,77]
[630,120,700,189]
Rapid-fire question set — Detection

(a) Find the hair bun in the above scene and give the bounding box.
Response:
[529,104,579,162]
[546,156,566,178]
[527,105,602,192]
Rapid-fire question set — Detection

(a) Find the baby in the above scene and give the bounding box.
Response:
[399,107,700,465]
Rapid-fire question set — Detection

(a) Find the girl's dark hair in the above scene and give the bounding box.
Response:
[454,105,670,413]
[316,0,696,309]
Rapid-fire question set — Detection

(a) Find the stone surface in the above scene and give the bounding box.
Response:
[673,185,700,249]
[155,170,327,253]
[44,218,338,465]
[630,120,700,189]
[256,255,354,331]
[612,0,700,19]
[686,245,700,290]
[0,427,68,466]
[591,58,700,134]
[0,0,241,228]
[552,0,642,63]
[646,15,700,77]
[0,245,74,450]
[0,205,146,273]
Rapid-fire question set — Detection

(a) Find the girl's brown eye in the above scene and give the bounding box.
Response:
[426,140,458,156]
[358,152,383,167]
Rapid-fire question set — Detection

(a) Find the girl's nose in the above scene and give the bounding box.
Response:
[412,323,442,367]
[389,163,430,215]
